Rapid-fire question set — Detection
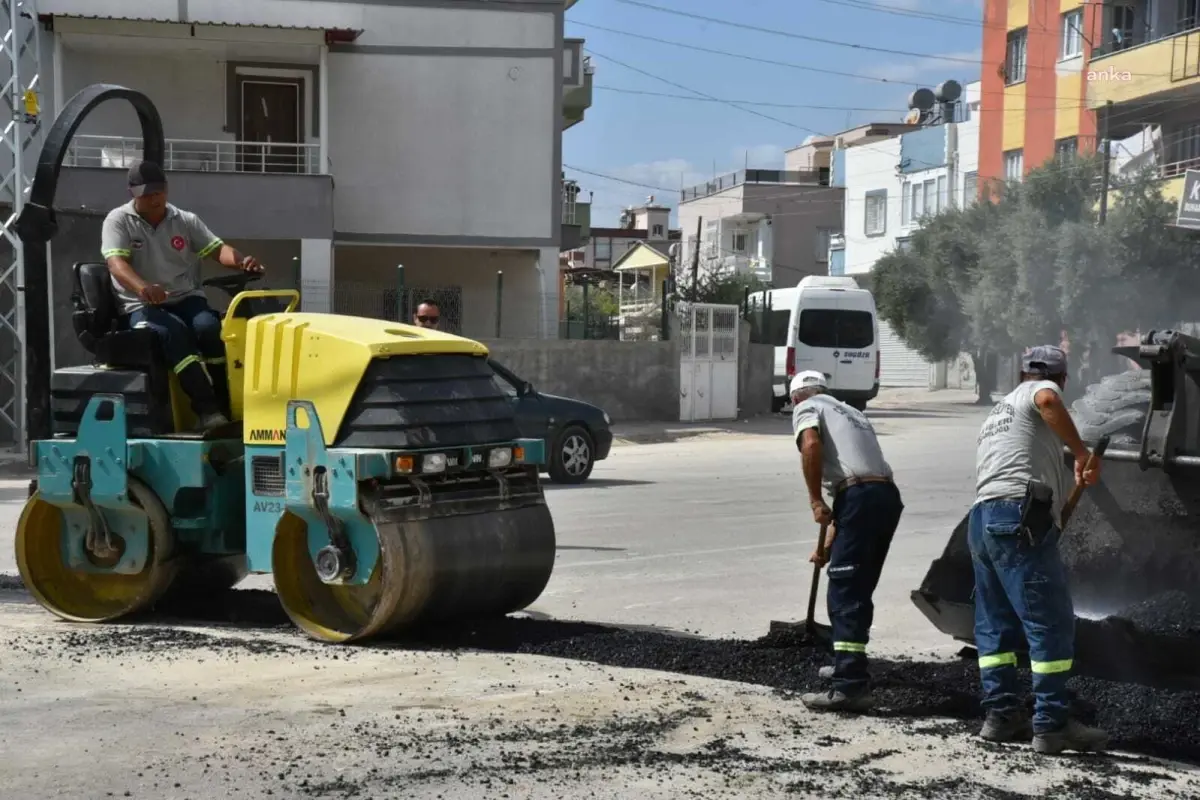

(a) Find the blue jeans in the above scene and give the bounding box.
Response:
[129,294,227,417]
[968,498,1075,733]
[828,481,904,696]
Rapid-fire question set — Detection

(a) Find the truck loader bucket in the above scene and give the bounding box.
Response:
[913,330,1200,690]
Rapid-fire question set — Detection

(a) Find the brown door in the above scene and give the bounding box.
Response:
[238,80,302,173]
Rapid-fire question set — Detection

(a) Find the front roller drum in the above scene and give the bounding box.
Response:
[273,504,556,643]
[15,476,180,623]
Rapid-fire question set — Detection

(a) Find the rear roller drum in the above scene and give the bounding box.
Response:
[15,476,179,623]
[272,505,556,643]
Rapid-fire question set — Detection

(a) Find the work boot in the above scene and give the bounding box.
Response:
[979,710,1033,743]
[801,690,873,713]
[195,411,230,433]
[1032,719,1109,754]
[819,665,835,680]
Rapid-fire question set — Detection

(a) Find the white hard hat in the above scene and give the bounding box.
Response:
[790,370,828,394]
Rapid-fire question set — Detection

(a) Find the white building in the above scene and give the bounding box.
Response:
[829,80,981,388]
[11,0,590,343]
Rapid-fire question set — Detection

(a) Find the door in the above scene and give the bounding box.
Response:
[833,296,877,392]
[878,320,931,387]
[679,303,739,421]
[239,79,303,173]
[491,361,546,437]
[794,304,841,385]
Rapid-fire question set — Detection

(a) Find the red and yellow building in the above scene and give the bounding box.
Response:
[980,0,1200,203]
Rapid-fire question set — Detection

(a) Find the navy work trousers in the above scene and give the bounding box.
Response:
[129,294,228,418]
[968,498,1075,733]
[827,480,904,696]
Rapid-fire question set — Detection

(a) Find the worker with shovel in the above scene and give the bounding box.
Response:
[790,370,904,713]
[970,345,1108,754]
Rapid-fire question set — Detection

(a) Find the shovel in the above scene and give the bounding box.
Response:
[768,522,835,647]
[1060,435,1110,530]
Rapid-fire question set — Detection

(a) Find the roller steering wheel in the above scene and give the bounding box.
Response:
[202,270,262,298]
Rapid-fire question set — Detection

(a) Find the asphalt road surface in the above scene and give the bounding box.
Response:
[3,398,1198,798]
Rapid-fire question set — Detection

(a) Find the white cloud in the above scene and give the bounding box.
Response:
[731,144,786,169]
[861,48,982,83]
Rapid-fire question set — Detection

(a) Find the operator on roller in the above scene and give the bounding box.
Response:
[970,345,1107,754]
[101,160,263,433]
[791,370,904,713]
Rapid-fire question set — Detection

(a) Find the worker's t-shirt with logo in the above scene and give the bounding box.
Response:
[975,380,1072,519]
[792,393,892,496]
[100,201,224,314]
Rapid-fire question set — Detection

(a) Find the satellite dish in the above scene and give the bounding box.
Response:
[904,108,922,124]
[935,80,962,103]
[908,88,935,111]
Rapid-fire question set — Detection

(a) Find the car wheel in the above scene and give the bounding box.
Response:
[549,425,595,484]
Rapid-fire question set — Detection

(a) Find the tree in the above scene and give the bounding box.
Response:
[873,152,1200,403]
[677,268,768,305]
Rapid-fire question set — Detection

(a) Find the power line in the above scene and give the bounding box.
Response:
[592,85,913,111]
[611,0,988,66]
[572,20,924,85]
[812,0,984,28]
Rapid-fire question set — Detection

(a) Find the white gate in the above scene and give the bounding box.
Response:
[679,302,739,421]
[878,320,932,388]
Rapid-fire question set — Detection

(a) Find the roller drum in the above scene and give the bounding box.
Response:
[15,477,180,623]
[273,503,556,643]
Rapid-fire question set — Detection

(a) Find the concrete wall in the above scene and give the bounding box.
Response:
[479,338,682,422]
[738,322,774,417]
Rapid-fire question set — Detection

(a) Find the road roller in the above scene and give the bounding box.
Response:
[12,84,557,643]
[913,330,1200,689]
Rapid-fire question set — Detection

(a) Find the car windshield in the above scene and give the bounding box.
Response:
[796,309,874,349]
[491,362,521,396]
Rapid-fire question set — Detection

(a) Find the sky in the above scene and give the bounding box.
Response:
[563,0,984,226]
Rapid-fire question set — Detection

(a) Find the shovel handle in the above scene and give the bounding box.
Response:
[1061,435,1110,529]
[805,523,830,627]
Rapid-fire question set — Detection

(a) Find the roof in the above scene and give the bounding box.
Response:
[41,13,361,35]
[612,241,671,272]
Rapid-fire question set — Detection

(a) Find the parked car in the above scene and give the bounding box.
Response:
[489,360,612,484]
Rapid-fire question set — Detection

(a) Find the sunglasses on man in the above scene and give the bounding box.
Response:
[417,315,439,324]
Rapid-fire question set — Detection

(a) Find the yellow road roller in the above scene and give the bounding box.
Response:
[13,84,556,643]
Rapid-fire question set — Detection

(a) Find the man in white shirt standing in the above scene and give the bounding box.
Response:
[790,370,904,712]
[970,345,1107,754]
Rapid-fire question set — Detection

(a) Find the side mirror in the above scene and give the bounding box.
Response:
[521,382,534,396]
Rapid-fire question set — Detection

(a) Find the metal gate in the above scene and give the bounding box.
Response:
[878,320,931,388]
[679,302,739,421]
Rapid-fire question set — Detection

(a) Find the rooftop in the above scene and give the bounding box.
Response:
[680,169,827,203]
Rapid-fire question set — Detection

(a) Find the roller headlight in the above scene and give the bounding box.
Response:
[489,447,513,468]
[422,453,447,473]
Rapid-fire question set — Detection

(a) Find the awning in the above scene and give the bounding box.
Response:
[612,241,670,271]
[41,13,361,39]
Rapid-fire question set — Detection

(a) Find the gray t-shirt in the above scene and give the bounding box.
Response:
[975,380,1072,519]
[792,393,893,497]
[100,201,223,313]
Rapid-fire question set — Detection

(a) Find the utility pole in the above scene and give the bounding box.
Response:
[1099,99,1113,225]
[689,216,702,293]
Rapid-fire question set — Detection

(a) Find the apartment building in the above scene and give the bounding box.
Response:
[830,82,980,387]
[12,0,590,354]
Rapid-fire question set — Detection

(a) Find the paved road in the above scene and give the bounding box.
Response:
[3,399,1196,798]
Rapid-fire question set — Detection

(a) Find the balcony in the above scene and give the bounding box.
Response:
[1088,21,1200,108]
[561,178,591,250]
[55,134,333,240]
[1107,127,1200,204]
[707,254,771,282]
[681,169,827,202]
[563,39,594,130]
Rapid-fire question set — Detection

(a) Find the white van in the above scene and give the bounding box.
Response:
[747,276,880,412]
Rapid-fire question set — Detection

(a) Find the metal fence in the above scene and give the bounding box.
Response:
[62,134,323,175]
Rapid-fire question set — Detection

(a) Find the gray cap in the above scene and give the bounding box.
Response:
[1021,345,1067,376]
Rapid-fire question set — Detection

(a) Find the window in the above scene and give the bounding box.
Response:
[923,179,937,215]
[1060,10,1083,60]
[732,232,747,252]
[748,309,791,346]
[902,179,937,225]
[1055,137,1078,162]
[864,189,887,236]
[1004,149,1024,181]
[814,227,835,262]
[962,171,978,206]
[896,237,912,253]
[1109,6,1134,52]
[936,174,947,210]
[797,309,875,349]
[652,224,664,236]
[594,238,611,263]
[1006,28,1027,84]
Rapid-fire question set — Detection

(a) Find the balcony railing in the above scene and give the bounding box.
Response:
[681,168,827,202]
[62,134,323,175]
